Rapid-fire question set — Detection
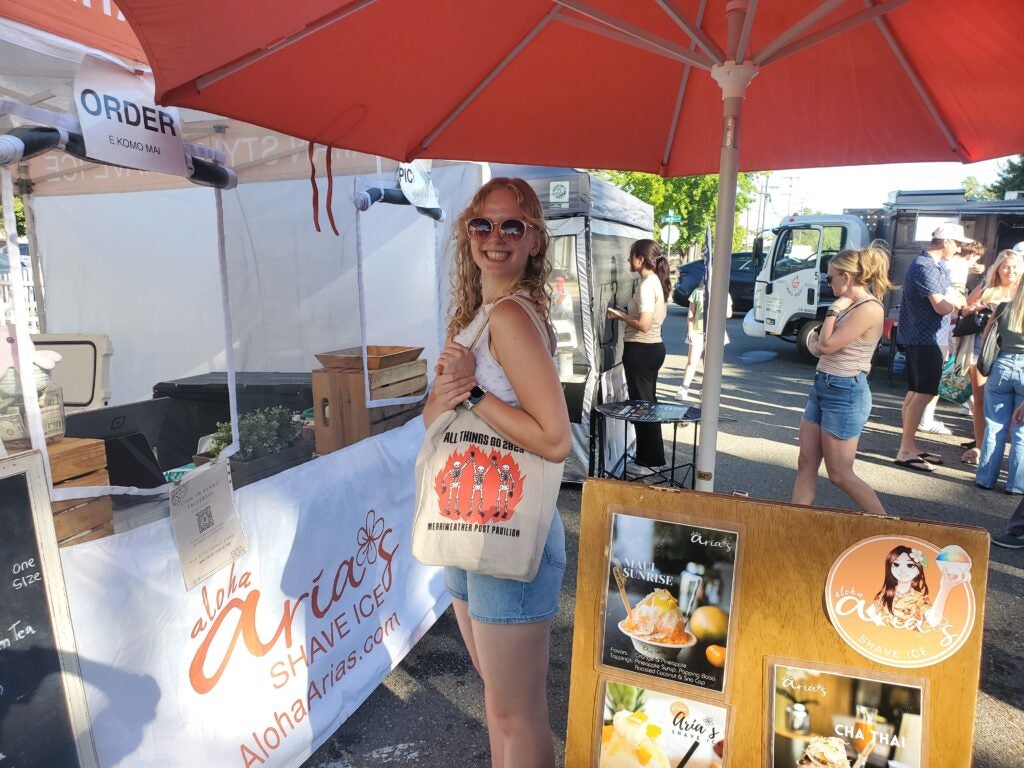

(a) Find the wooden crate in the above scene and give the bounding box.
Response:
[42,438,114,548]
[312,360,426,454]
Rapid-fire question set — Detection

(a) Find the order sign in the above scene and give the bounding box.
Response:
[824,535,976,668]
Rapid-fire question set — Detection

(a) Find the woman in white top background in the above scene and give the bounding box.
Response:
[607,239,671,467]
[791,246,893,515]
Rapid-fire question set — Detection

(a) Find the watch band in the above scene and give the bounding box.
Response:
[825,309,839,318]
[464,385,488,409]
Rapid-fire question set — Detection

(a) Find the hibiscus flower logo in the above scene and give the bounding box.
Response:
[357,509,386,566]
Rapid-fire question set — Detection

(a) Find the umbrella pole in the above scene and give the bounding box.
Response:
[695,60,757,492]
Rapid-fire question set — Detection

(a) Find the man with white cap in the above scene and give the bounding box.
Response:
[894,223,971,471]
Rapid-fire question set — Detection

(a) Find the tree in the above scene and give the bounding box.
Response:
[592,170,759,254]
[962,176,996,201]
[0,196,26,238]
[988,155,1024,200]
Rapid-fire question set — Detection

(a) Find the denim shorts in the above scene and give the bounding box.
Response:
[444,511,565,624]
[803,371,872,440]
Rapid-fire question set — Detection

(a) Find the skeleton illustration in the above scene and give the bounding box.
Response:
[468,453,494,520]
[496,462,516,519]
[440,459,465,518]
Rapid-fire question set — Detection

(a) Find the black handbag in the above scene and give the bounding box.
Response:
[952,307,991,338]
[977,304,1006,377]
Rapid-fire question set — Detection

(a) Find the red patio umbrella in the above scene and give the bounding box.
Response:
[113,0,1024,489]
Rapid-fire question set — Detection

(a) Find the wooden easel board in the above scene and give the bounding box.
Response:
[0,451,99,767]
[566,480,989,767]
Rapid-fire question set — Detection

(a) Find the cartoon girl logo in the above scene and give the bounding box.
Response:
[865,545,971,631]
[825,537,976,668]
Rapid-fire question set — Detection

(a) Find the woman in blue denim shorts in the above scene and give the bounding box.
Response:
[424,178,571,767]
[791,246,894,515]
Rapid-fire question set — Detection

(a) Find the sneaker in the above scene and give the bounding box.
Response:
[992,531,1024,549]
[918,419,953,435]
[674,387,690,401]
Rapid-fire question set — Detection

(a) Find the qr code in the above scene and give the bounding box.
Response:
[195,505,214,534]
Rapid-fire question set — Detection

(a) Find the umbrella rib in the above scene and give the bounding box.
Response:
[556,16,709,69]
[554,0,713,70]
[414,7,561,155]
[869,8,966,160]
[195,0,381,92]
[735,0,759,63]
[653,0,725,64]
[661,0,710,169]
[754,0,847,64]
[756,0,911,66]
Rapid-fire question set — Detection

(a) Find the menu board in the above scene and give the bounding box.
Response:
[565,480,989,767]
[0,452,97,767]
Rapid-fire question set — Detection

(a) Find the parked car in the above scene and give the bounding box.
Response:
[671,251,756,313]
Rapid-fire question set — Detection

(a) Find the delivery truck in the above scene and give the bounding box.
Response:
[742,189,1024,360]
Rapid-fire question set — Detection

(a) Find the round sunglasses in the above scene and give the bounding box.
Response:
[466,217,537,243]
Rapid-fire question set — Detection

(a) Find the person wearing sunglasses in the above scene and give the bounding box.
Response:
[423,177,570,768]
[607,239,672,468]
[792,246,893,515]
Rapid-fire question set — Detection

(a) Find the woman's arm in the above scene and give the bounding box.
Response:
[608,306,654,332]
[471,301,571,462]
[423,339,477,427]
[815,301,883,355]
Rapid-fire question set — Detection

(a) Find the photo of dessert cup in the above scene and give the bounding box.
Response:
[617,588,696,661]
[935,544,972,578]
[796,736,850,767]
[600,710,671,768]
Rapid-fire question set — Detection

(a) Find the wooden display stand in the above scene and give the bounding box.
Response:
[311,359,426,455]
[566,480,989,767]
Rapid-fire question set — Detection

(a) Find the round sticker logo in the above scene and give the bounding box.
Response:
[825,536,976,668]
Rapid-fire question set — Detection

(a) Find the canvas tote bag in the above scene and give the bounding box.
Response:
[412,295,564,582]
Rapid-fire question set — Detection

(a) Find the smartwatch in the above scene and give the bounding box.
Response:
[825,309,839,318]
[464,385,488,410]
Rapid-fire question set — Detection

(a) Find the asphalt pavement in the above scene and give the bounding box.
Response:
[304,304,1023,768]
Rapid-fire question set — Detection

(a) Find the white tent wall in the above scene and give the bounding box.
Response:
[30,163,484,406]
[34,187,222,403]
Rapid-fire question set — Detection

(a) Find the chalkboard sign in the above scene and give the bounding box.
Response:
[0,452,98,767]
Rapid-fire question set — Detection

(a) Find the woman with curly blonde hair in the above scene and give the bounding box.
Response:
[424,177,570,768]
[793,246,894,514]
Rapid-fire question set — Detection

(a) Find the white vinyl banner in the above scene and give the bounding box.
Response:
[73,54,188,176]
[60,420,450,768]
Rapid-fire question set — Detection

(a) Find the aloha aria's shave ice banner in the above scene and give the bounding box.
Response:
[59,420,450,767]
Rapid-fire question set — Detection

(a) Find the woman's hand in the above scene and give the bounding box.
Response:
[830,297,853,312]
[1013,403,1024,425]
[428,370,476,412]
[607,307,625,321]
[437,341,476,376]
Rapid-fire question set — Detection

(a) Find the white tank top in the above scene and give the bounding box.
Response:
[452,296,555,407]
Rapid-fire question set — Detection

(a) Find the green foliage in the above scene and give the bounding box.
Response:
[988,155,1024,200]
[207,406,299,461]
[962,176,996,201]
[591,170,760,252]
[0,197,26,237]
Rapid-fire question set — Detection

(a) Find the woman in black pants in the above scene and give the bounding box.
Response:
[607,239,672,467]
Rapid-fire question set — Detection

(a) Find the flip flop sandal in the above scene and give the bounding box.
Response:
[918,452,944,465]
[894,457,935,472]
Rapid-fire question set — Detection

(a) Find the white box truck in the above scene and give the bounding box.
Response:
[743,190,1024,360]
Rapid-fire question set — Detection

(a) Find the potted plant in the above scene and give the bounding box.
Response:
[202,406,313,489]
